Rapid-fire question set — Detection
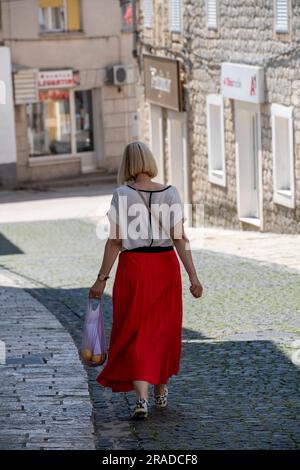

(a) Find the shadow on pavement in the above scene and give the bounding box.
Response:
[19,286,300,450]
[0,234,24,256]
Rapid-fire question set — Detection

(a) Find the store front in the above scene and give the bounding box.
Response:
[144,54,190,219]
[221,62,265,227]
[26,70,98,173]
[13,68,104,181]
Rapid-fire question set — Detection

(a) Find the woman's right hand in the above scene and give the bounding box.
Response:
[189,274,203,298]
[89,279,106,299]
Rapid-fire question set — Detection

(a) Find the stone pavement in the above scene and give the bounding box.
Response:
[1,185,300,449]
[1,184,300,272]
[0,215,300,449]
[0,270,95,450]
[188,227,300,273]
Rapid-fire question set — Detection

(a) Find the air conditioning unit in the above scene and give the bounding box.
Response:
[106,64,136,86]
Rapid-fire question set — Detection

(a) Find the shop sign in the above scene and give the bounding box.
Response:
[221,63,264,103]
[39,89,69,102]
[38,69,80,89]
[144,55,183,112]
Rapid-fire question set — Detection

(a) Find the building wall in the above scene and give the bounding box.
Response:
[136,0,186,186]
[0,47,17,188]
[136,0,300,233]
[185,0,300,233]
[0,0,138,184]
[102,83,138,172]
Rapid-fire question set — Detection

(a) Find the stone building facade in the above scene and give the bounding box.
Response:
[0,0,138,188]
[135,0,300,233]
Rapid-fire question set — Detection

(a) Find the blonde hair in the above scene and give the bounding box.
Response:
[117,141,158,185]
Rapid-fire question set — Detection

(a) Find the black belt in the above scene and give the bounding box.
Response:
[121,246,174,253]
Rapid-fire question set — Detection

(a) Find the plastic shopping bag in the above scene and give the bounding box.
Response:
[81,298,107,367]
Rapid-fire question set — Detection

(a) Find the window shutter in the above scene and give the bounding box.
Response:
[38,0,63,7]
[207,0,217,30]
[143,0,153,28]
[13,69,39,105]
[66,0,81,31]
[169,0,182,33]
[275,0,289,33]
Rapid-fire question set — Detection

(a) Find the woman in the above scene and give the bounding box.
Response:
[89,141,203,420]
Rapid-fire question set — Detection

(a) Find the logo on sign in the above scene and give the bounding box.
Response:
[223,77,242,89]
[250,74,257,96]
[150,67,172,94]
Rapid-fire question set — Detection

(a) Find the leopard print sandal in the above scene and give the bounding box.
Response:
[154,385,168,408]
[130,398,149,419]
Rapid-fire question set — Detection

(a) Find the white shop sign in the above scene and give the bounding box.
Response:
[221,63,264,103]
[38,70,79,89]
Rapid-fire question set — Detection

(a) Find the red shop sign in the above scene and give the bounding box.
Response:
[39,89,70,101]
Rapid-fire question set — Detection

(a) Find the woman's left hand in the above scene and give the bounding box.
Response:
[189,274,203,298]
[89,279,106,299]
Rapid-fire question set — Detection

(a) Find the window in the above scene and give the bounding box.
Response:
[26,89,94,157]
[169,0,182,33]
[27,90,71,156]
[38,0,81,33]
[39,6,65,32]
[271,103,295,208]
[143,0,152,29]
[206,0,218,30]
[274,0,289,33]
[120,0,133,32]
[75,90,94,153]
[206,94,226,187]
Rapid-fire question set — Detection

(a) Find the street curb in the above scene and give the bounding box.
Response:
[0,268,96,450]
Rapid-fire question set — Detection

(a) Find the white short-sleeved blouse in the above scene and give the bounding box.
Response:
[106,183,185,252]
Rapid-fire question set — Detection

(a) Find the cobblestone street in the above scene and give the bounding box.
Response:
[0,270,94,450]
[1,188,300,449]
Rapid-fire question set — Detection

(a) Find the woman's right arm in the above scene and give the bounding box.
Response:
[89,218,122,299]
[171,222,203,299]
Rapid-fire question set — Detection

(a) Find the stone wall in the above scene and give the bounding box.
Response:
[137,0,186,186]
[102,83,139,173]
[136,0,300,233]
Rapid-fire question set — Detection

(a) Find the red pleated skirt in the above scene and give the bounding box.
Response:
[96,248,183,392]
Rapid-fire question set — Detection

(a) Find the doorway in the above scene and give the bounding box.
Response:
[149,106,191,225]
[150,104,164,183]
[234,101,262,226]
[167,110,189,205]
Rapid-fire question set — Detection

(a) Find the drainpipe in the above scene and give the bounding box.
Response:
[132,0,138,59]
